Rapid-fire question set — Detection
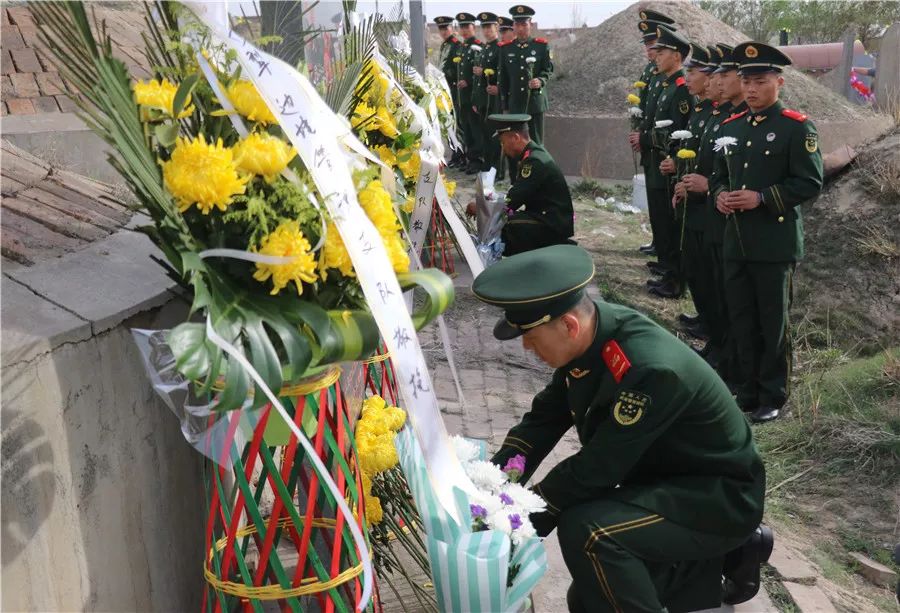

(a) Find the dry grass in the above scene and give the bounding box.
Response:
[852,225,899,259]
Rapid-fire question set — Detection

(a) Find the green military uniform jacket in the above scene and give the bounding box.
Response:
[639,69,692,189]
[711,100,824,262]
[473,39,502,115]
[681,98,716,231]
[499,37,553,114]
[700,101,745,244]
[637,61,656,113]
[440,35,462,88]
[455,35,481,106]
[505,141,574,239]
[492,300,765,538]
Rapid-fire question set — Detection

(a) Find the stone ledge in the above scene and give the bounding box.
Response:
[6,228,177,341]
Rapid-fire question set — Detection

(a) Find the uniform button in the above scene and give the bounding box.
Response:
[746,141,751,146]
[521,76,524,80]
[743,162,748,168]
[778,216,784,222]
[765,150,770,155]
[741,184,746,189]
[521,87,525,91]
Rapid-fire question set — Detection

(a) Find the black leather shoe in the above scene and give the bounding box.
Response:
[639,242,655,254]
[646,277,668,289]
[750,406,781,423]
[648,280,684,299]
[723,525,774,605]
[683,321,710,341]
[678,313,701,325]
[646,261,667,275]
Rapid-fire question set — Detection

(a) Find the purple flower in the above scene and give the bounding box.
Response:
[499,492,514,505]
[503,454,526,482]
[509,513,523,531]
[469,504,487,520]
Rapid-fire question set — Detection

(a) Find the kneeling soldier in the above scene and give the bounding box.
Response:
[474,245,772,612]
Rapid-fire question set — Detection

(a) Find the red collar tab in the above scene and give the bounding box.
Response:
[722,109,749,125]
[602,341,632,383]
[675,76,686,87]
[534,37,548,44]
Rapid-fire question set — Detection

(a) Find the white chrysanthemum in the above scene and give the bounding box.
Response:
[470,45,483,52]
[671,130,693,140]
[714,136,739,152]
[469,490,504,516]
[466,460,507,492]
[486,510,515,535]
[511,521,537,546]
[451,435,481,465]
[525,57,537,65]
[655,119,674,129]
[500,482,547,514]
[628,107,643,118]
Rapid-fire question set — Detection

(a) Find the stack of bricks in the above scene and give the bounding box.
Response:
[1,4,150,116]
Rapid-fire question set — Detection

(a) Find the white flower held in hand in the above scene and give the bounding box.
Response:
[470,45,483,52]
[671,130,693,140]
[450,435,480,465]
[500,482,547,514]
[628,107,643,118]
[655,119,674,129]
[714,136,739,152]
[466,460,507,492]
[525,57,537,65]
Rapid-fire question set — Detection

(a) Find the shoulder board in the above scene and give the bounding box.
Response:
[675,76,686,87]
[498,40,511,47]
[602,340,631,383]
[534,37,548,44]
[474,38,482,44]
[712,100,719,108]
[722,109,749,125]
[450,36,459,43]
[782,108,809,122]
[522,149,532,160]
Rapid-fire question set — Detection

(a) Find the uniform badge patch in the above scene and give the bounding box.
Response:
[805,134,818,153]
[613,391,649,426]
[569,368,591,379]
[679,100,690,114]
[520,163,532,178]
[767,132,776,142]
[745,45,759,58]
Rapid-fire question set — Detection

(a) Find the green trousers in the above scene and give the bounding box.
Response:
[705,240,738,382]
[723,259,794,409]
[528,112,544,145]
[502,212,572,256]
[558,499,745,613]
[647,187,681,280]
[683,225,720,335]
[482,118,503,175]
[461,103,484,165]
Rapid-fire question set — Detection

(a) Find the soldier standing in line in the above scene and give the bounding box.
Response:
[499,5,552,144]
[493,16,516,181]
[454,12,485,174]
[712,43,824,423]
[634,9,676,256]
[436,16,466,168]
[473,12,503,174]
[638,26,693,300]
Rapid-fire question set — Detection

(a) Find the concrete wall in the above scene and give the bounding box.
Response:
[1,229,205,611]
[875,23,900,112]
[543,113,896,180]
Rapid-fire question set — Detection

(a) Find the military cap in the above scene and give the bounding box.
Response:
[704,44,722,72]
[651,25,690,56]
[433,15,454,26]
[510,5,535,21]
[488,113,531,137]
[456,12,477,25]
[734,41,792,74]
[498,16,514,30]
[713,43,738,73]
[638,9,675,25]
[639,19,677,41]
[472,245,595,340]
[684,42,712,69]
[478,11,498,25]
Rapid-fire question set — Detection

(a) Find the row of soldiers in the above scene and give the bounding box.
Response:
[630,9,824,423]
[435,5,552,177]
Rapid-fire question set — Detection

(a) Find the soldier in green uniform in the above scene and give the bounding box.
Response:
[473,12,503,175]
[454,12,485,174]
[436,16,466,168]
[670,43,716,345]
[498,5,552,145]
[473,245,771,612]
[487,114,574,255]
[633,10,676,256]
[498,16,515,43]
[712,43,824,423]
[494,16,516,180]
[638,26,693,299]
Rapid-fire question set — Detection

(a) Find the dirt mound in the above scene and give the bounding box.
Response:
[551,1,876,122]
[794,127,900,352]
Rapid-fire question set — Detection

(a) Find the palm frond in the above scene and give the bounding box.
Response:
[324,12,378,116]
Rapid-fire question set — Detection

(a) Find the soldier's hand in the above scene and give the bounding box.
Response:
[458,79,468,89]
[674,182,687,205]
[466,201,477,217]
[529,511,557,538]
[629,131,641,151]
[726,190,761,211]
[659,158,676,175]
[528,78,542,89]
[682,173,709,194]
[487,84,499,95]
[473,66,484,76]
[716,191,734,214]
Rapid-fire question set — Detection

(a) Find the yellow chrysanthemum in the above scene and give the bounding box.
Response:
[633,80,647,89]
[233,132,297,182]
[375,106,399,138]
[318,222,355,281]
[436,92,451,113]
[444,179,457,198]
[484,68,496,77]
[162,135,249,214]
[361,472,383,524]
[133,78,194,119]
[402,196,415,213]
[252,221,318,295]
[227,80,277,125]
[453,56,462,64]
[627,93,641,105]
[374,145,397,168]
[397,149,421,181]
[382,232,411,274]
[359,180,398,231]
[676,149,697,159]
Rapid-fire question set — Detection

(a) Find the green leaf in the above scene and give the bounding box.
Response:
[397,269,455,330]
[167,322,213,379]
[172,72,199,117]
[154,121,180,147]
